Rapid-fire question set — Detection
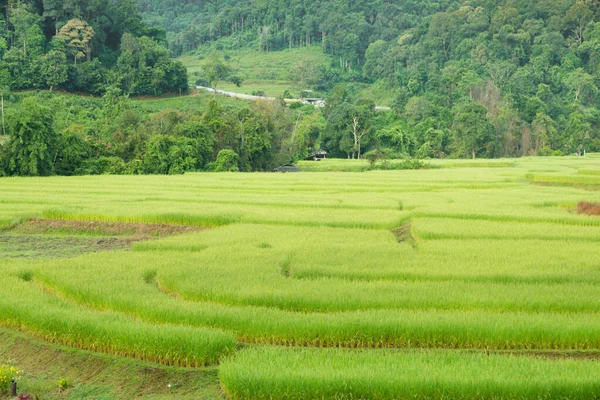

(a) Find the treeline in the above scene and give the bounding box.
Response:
[144,0,600,157]
[0,0,187,95]
[0,91,327,176]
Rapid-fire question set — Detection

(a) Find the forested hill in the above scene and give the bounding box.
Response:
[0,0,187,95]
[143,0,600,157]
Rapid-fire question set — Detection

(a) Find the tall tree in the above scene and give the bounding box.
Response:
[56,18,95,64]
[1,97,57,176]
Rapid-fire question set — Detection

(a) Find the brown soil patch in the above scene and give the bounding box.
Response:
[577,201,600,216]
[13,219,201,238]
[2,219,203,259]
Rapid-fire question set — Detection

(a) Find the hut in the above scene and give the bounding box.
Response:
[304,150,328,161]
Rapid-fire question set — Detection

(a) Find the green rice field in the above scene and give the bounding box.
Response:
[1,155,600,398]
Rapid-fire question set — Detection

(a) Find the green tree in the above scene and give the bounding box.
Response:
[452,101,495,159]
[143,135,199,175]
[202,52,232,99]
[564,3,593,44]
[210,149,239,172]
[56,18,95,65]
[1,98,58,176]
[563,68,597,104]
[40,49,69,91]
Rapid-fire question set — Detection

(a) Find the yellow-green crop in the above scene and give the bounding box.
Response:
[1,155,599,398]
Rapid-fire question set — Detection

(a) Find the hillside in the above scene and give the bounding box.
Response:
[1,0,600,177]
[144,0,600,158]
[179,46,334,98]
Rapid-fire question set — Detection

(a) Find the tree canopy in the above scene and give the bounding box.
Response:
[0,0,188,95]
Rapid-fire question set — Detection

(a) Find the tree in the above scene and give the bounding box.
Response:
[210,149,239,172]
[40,49,68,91]
[290,60,323,90]
[452,101,495,159]
[43,0,65,34]
[531,112,557,153]
[8,2,42,59]
[202,52,232,99]
[350,100,375,159]
[364,149,383,168]
[56,19,95,65]
[1,98,58,176]
[143,135,198,174]
[564,3,593,44]
[563,68,597,103]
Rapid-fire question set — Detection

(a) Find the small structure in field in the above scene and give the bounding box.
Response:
[304,150,328,161]
[303,98,325,108]
[273,164,301,172]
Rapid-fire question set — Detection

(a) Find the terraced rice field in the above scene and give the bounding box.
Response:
[1,155,600,399]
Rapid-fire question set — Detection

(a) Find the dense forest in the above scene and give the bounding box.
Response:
[144,0,600,158]
[1,0,600,176]
[0,0,187,95]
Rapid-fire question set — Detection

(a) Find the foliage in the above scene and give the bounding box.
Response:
[364,149,383,168]
[1,97,57,176]
[209,149,239,172]
[0,364,22,394]
[56,19,94,65]
[151,0,600,158]
[56,377,72,391]
[0,0,187,96]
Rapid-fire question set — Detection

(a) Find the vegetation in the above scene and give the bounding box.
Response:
[0,91,327,176]
[0,156,600,397]
[1,363,22,394]
[147,0,600,158]
[0,0,187,96]
[0,327,225,399]
[220,347,600,400]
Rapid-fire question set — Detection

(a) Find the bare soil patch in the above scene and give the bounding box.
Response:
[1,219,202,259]
[13,219,201,237]
[577,201,600,216]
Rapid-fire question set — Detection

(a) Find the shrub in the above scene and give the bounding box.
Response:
[17,270,33,282]
[208,149,239,172]
[364,149,384,168]
[57,378,72,391]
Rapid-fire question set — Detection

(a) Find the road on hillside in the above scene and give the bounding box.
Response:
[195,86,392,111]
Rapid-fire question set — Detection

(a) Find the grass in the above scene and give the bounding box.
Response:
[1,156,600,397]
[0,327,224,399]
[220,347,600,400]
[180,46,332,98]
[179,47,400,105]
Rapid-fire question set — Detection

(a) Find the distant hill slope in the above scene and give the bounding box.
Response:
[153,0,600,156]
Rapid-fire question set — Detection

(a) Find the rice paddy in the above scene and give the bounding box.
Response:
[1,155,600,398]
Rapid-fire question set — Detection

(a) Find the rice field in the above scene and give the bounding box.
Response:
[1,155,600,398]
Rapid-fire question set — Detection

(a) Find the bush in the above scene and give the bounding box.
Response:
[377,158,437,170]
[364,149,384,168]
[230,76,243,87]
[208,149,239,172]
[57,378,72,391]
